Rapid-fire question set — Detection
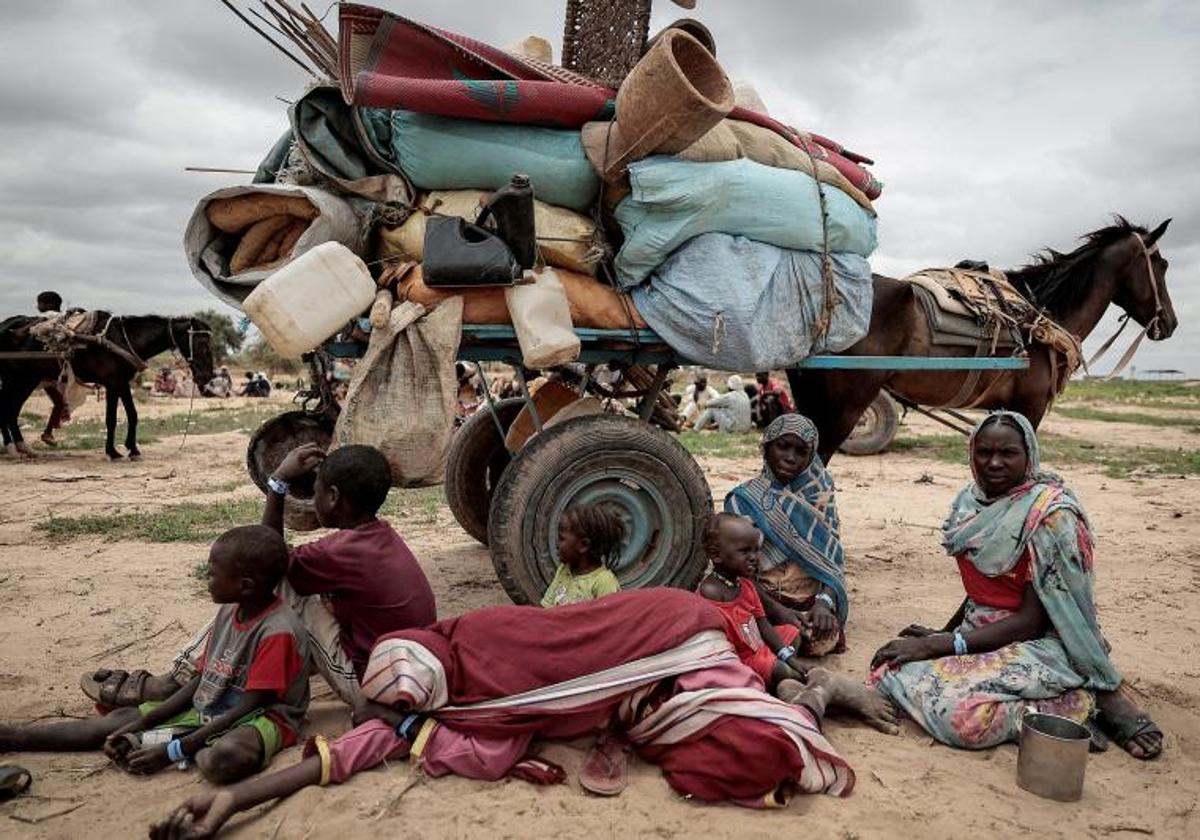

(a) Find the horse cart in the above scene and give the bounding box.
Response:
[247,327,1026,605]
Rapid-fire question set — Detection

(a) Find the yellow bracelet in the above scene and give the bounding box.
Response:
[313,735,332,786]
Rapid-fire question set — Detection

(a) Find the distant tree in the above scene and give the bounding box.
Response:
[192,308,244,363]
[236,337,301,375]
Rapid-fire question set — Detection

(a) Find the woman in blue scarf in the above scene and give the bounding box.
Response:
[725,414,847,656]
[869,411,1162,759]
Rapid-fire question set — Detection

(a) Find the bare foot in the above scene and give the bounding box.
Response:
[785,668,901,735]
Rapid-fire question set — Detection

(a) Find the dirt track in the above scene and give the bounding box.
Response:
[1,393,1198,838]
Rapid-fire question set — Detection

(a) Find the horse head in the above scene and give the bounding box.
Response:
[173,317,215,391]
[1113,219,1176,341]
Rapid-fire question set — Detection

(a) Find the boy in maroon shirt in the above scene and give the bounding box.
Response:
[82,444,437,709]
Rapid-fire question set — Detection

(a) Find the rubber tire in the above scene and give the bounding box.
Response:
[487,414,712,605]
[444,398,525,545]
[839,392,900,456]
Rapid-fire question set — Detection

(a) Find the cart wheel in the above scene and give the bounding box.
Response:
[444,398,525,545]
[839,392,900,456]
[488,414,712,604]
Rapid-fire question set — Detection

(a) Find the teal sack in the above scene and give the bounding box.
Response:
[360,109,599,212]
[614,157,878,288]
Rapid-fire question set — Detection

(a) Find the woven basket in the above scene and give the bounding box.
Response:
[561,0,653,88]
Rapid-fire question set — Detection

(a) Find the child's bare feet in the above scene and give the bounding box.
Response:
[780,668,900,734]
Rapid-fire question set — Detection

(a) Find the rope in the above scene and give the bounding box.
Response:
[798,140,840,344]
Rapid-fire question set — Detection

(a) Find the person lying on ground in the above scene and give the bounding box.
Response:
[725,414,847,655]
[82,443,436,709]
[541,503,623,607]
[148,588,901,838]
[2,525,310,784]
[692,374,753,433]
[869,410,1164,759]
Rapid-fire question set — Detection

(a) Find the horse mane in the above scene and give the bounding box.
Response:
[1007,216,1146,314]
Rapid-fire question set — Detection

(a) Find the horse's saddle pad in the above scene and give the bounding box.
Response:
[902,268,1027,350]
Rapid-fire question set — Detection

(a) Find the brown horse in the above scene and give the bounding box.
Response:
[789,218,1177,462]
[0,315,214,460]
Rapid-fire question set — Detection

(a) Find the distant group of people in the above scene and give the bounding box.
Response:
[682,370,793,434]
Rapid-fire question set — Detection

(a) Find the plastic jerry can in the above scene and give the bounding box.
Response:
[504,266,581,369]
[243,242,376,359]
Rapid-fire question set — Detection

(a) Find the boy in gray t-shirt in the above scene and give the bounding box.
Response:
[0,525,310,785]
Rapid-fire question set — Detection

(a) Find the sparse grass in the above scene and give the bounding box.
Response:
[1060,379,1200,409]
[380,487,444,525]
[1052,405,1200,431]
[21,404,284,451]
[892,433,1200,478]
[36,499,264,543]
[676,431,760,459]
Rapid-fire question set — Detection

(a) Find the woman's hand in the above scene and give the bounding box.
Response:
[806,600,839,642]
[871,636,943,670]
[899,624,939,638]
[149,791,238,840]
[273,443,326,482]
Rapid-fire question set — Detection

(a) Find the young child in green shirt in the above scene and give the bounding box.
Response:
[541,504,624,607]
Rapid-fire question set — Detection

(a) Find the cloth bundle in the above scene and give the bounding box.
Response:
[206,195,316,275]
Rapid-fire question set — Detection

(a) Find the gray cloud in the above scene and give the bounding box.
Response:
[0,0,1196,372]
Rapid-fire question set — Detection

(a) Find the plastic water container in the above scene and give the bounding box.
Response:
[505,267,580,369]
[243,242,376,359]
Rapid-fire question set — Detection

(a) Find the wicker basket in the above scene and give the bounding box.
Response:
[561,0,653,88]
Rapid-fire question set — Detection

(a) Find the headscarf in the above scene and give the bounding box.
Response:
[941,411,1119,690]
[942,410,1081,576]
[724,414,847,621]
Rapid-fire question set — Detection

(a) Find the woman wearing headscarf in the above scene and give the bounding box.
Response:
[724,414,847,656]
[869,411,1163,759]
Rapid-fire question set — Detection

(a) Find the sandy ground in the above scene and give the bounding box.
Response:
[1,394,1198,839]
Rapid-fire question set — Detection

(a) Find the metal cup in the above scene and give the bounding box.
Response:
[1016,712,1090,802]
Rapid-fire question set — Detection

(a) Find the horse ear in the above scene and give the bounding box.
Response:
[1147,218,1171,245]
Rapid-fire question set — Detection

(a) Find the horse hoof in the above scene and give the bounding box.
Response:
[129,453,143,462]
[107,451,125,461]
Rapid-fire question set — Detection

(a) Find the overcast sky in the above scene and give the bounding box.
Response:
[1,0,1196,374]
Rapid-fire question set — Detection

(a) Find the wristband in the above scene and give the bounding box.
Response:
[396,713,425,742]
[266,475,290,496]
[953,631,969,657]
[814,592,835,611]
[166,738,186,763]
[775,645,797,662]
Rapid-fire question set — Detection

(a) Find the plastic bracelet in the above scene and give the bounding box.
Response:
[266,475,290,496]
[396,713,423,742]
[815,592,835,611]
[313,735,332,786]
[167,739,186,763]
[953,631,969,657]
[776,645,797,662]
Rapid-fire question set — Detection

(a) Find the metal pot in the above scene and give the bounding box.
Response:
[1016,712,1090,802]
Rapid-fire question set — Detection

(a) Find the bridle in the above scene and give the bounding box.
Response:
[98,316,212,374]
[1083,233,1164,380]
[166,318,212,369]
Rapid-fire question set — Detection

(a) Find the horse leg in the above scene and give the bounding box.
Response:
[120,383,141,461]
[789,368,895,463]
[105,386,123,459]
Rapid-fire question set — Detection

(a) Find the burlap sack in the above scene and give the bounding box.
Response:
[391,264,647,329]
[333,298,463,487]
[378,190,601,275]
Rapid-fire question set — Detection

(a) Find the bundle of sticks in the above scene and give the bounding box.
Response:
[218,0,339,79]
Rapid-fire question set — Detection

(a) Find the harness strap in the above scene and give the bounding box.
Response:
[1085,235,1162,380]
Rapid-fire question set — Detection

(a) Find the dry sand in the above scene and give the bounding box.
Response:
[1,396,1198,839]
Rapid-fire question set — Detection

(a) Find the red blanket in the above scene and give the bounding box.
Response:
[337,4,882,198]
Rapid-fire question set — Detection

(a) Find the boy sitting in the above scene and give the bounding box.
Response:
[1,525,310,784]
[83,444,437,709]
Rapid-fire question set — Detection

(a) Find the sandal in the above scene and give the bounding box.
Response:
[1097,710,1163,760]
[0,765,32,801]
[579,731,630,796]
[80,669,150,708]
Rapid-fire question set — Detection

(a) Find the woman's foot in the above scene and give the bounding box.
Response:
[780,668,900,734]
[1096,685,1163,760]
